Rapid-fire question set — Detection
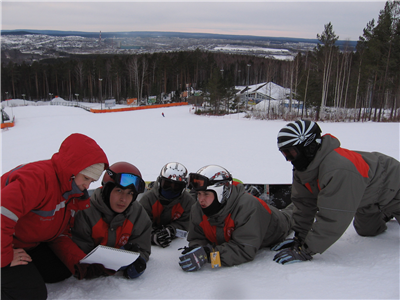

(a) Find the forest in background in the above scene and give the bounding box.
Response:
[1,1,399,122]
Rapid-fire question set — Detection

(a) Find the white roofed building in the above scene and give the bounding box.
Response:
[236,82,291,103]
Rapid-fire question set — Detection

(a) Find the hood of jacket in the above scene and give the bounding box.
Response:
[295,134,340,181]
[51,133,109,195]
[205,184,244,225]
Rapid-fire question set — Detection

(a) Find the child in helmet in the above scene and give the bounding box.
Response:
[71,162,152,280]
[178,165,294,272]
[272,120,400,265]
[139,162,196,248]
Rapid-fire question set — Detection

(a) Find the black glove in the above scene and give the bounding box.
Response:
[123,256,147,279]
[121,243,141,252]
[151,226,175,248]
[178,245,211,272]
[74,263,116,280]
[271,235,301,251]
[273,243,313,264]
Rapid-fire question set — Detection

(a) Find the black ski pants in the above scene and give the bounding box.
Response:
[1,243,72,300]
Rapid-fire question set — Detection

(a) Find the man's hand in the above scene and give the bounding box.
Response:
[123,256,147,279]
[273,244,313,264]
[178,245,210,272]
[151,226,175,248]
[11,248,32,267]
[271,236,301,251]
[74,263,116,280]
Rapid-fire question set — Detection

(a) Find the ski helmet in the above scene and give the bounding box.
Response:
[157,162,188,199]
[102,162,145,203]
[188,165,233,204]
[277,120,322,171]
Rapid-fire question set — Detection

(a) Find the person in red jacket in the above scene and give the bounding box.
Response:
[1,133,109,300]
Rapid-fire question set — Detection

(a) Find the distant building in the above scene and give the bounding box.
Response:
[235,82,291,103]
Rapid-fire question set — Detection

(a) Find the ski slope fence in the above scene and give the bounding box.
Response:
[90,102,188,113]
[1,118,15,129]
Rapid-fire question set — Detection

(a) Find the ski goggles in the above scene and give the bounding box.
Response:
[280,147,300,162]
[160,177,187,193]
[106,169,146,194]
[188,173,232,191]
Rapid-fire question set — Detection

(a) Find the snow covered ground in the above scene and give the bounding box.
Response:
[1,100,399,299]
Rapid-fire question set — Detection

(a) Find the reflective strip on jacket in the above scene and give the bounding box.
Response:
[1,133,109,271]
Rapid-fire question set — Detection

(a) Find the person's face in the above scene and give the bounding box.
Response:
[74,173,95,191]
[280,147,299,162]
[197,190,215,209]
[109,186,135,213]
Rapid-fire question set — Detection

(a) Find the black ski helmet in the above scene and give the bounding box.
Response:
[277,120,322,171]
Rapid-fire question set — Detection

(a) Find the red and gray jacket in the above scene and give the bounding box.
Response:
[188,184,293,267]
[1,133,109,272]
[291,134,400,254]
[72,188,152,262]
[139,181,196,232]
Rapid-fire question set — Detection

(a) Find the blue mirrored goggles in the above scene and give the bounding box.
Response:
[106,169,145,194]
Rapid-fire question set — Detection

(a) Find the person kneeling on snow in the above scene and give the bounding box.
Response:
[178,165,294,272]
[140,162,195,248]
[1,133,108,300]
[72,162,152,280]
[271,120,400,265]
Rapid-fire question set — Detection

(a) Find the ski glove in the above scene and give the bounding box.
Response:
[271,235,301,251]
[74,263,116,280]
[152,226,175,248]
[122,256,147,279]
[273,243,313,265]
[178,245,211,272]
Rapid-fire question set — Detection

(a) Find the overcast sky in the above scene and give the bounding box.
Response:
[1,1,386,41]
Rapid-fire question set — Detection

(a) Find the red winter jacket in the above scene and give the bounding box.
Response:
[1,133,109,273]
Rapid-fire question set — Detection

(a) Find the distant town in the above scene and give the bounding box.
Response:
[1,30,356,64]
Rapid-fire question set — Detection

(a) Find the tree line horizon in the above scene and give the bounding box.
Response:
[2,1,399,122]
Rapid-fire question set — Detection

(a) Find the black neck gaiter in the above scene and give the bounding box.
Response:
[201,198,223,217]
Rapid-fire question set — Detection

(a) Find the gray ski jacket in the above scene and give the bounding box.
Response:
[291,134,400,254]
[188,183,292,267]
[139,181,196,232]
[72,188,152,261]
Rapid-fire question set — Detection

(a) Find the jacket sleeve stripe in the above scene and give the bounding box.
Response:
[31,201,66,217]
[1,206,19,222]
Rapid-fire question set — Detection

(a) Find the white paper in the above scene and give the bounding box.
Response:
[175,229,188,239]
[80,245,140,271]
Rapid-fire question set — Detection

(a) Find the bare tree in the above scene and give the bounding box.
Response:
[316,22,339,120]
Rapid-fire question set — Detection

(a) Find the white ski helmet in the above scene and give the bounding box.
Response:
[189,165,233,204]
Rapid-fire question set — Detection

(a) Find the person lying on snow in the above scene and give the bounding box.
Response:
[140,162,195,248]
[72,162,152,280]
[178,164,294,272]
